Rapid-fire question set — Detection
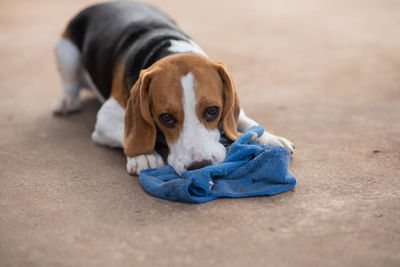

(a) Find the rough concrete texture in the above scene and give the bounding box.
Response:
[1,0,399,266]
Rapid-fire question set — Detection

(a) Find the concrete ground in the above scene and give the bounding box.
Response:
[1,0,399,266]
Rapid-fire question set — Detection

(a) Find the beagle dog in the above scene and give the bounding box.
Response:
[53,1,294,175]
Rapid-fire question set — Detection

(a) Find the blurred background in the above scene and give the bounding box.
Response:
[0,0,399,266]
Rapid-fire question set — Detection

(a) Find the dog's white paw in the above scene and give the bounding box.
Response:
[257,133,295,154]
[126,151,165,175]
[52,93,81,115]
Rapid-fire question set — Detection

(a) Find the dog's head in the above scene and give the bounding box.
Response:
[124,54,240,174]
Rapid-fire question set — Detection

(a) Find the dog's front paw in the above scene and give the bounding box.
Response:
[126,152,165,175]
[257,133,295,154]
[52,93,81,115]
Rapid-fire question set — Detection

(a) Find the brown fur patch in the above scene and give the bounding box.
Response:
[124,69,157,157]
[110,58,129,108]
[192,65,224,131]
[213,62,241,140]
[149,69,184,144]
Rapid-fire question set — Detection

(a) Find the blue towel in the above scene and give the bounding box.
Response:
[139,126,296,203]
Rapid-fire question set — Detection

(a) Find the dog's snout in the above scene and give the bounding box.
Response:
[187,160,212,171]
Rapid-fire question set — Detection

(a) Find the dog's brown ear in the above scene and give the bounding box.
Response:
[214,62,240,141]
[124,69,156,157]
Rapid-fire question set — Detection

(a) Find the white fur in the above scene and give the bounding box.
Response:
[168,73,226,174]
[91,97,125,148]
[169,40,208,57]
[53,38,82,114]
[238,110,295,153]
[238,109,259,132]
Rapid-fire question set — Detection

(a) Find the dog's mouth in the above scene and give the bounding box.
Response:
[166,129,228,175]
[170,152,224,175]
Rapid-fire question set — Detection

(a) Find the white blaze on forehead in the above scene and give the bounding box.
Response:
[167,72,226,174]
[181,73,198,135]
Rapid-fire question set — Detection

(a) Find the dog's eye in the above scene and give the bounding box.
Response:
[203,106,220,121]
[159,113,176,127]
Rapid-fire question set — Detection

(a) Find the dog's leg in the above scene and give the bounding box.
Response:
[238,109,295,153]
[126,152,165,175]
[91,98,125,148]
[92,98,164,174]
[52,38,82,115]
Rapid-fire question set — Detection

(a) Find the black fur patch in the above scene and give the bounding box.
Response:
[66,1,191,98]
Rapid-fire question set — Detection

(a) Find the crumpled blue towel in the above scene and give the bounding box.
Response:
[139,126,296,203]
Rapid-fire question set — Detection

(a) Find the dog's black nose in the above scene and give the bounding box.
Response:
[187,160,212,171]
